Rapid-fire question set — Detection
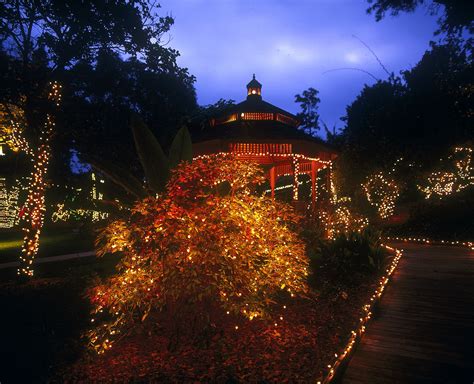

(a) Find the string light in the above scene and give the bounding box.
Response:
[320,245,403,383]
[385,236,473,250]
[51,203,108,223]
[0,177,20,228]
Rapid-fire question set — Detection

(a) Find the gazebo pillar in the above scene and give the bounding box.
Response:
[292,157,299,201]
[269,166,276,198]
[326,164,333,201]
[311,161,318,207]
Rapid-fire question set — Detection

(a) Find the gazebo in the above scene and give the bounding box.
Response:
[192,75,337,206]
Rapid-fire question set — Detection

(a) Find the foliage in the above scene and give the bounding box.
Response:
[91,115,193,200]
[64,50,196,174]
[337,40,472,201]
[130,114,170,194]
[386,187,474,240]
[295,87,321,136]
[366,0,474,35]
[0,1,197,181]
[308,228,386,291]
[88,154,308,354]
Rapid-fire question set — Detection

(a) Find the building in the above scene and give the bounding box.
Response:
[192,75,337,206]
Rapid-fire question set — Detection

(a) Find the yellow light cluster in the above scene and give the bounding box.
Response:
[362,172,400,219]
[419,147,473,199]
[0,177,20,228]
[51,203,108,223]
[194,151,332,166]
[319,244,403,384]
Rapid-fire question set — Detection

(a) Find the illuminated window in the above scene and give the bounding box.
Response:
[241,112,273,121]
[230,143,292,154]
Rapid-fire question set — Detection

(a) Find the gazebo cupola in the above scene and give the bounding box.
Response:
[246,74,262,99]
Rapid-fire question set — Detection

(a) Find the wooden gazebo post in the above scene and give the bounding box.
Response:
[311,161,318,207]
[269,166,276,199]
[292,157,299,201]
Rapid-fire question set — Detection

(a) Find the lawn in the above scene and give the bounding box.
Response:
[0,254,120,383]
[0,227,94,264]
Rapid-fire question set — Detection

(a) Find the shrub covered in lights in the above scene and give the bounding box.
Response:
[362,171,400,219]
[418,146,473,199]
[317,197,369,240]
[88,154,308,353]
[308,228,386,291]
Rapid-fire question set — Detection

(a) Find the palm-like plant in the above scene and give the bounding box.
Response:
[90,114,193,202]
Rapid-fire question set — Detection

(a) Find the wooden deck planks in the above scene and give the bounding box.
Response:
[340,243,474,384]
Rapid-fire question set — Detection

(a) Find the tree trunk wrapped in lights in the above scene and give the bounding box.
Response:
[0,82,62,277]
[89,154,309,354]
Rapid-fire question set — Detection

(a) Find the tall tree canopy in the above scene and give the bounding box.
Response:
[0,0,197,177]
[367,0,474,35]
[338,39,473,195]
[295,87,321,136]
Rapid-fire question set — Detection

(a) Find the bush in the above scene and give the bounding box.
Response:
[88,154,309,353]
[307,228,386,291]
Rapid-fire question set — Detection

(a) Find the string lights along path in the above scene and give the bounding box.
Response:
[385,236,473,250]
[318,244,403,384]
[319,235,472,383]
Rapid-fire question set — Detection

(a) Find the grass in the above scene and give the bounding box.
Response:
[0,253,120,383]
[0,226,94,264]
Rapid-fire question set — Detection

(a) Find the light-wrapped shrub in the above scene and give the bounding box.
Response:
[88,154,308,353]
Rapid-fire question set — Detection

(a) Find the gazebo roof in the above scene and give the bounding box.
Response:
[214,96,300,125]
[192,74,337,159]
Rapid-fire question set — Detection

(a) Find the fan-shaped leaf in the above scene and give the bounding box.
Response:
[131,114,170,193]
[169,125,193,169]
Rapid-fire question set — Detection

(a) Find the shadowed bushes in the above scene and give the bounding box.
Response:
[307,228,387,292]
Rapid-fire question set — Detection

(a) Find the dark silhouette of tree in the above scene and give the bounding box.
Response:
[0,1,197,276]
[338,39,473,195]
[367,0,474,35]
[295,87,321,136]
[188,98,236,141]
[63,49,196,172]
[0,1,197,179]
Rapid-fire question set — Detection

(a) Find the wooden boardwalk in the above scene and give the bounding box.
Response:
[341,242,474,384]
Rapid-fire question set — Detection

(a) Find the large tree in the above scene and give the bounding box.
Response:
[0,1,196,276]
[64,49,196,171]
[367,0,474,35]
[338,39,473,198]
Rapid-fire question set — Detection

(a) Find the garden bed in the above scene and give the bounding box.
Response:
[58,251,397,383]
[0,246,401,383]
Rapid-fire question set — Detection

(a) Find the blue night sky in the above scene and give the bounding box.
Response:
[160,0,440,132]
